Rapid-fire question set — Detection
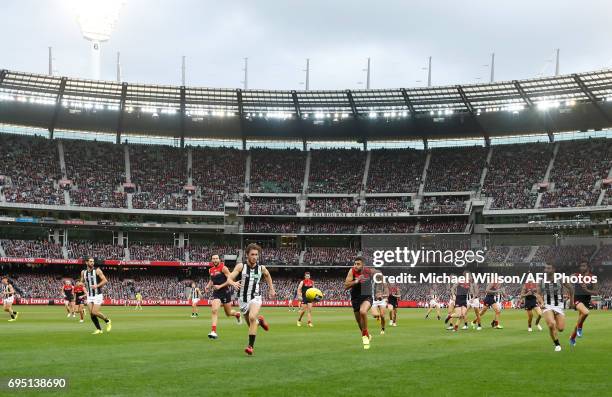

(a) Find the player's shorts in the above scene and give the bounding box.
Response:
[191,298,200,305]
[483,295,497,307]
[212,288,232,304]
[3,296,14,305]
[573,295,591,309]
[468,298,481,309]
[86,294,103,305]
[524,297,538,310]
[542,304,565,316]
[351,295,373,312]
[75,294,86,305]
[388,296,399,308]
[455,296,468,308]
[372,298,387,308]
[64,293,74,303]
[239,296,262,314]
[301,296,310,305]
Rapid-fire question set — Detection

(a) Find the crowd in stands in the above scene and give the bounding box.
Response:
[261,248,300,266]
[64,140,127,208]
[420,196,467,214]
[306,197,358,213]
[302,248,359,266]
[243,221,300,233]
[303,222,356,234]
[418,221,467,233]
[541,139,611,208]
[483,143,551,210]
[1,239,63,259]
[0,134,64,205]
[245,197,299,215]
[67,241,125,260]
[506,246,532,263]
[361,221,416,234]
[128,242,186,261]
[425,146,487,192]
[367,149,425,193]
[363,197,413,213]
[532,245,596,265]
[308,149,365,193]
[250,148,305,193]
[484,246,510,263]
[592,245,612,266]
[131,145,188,210]
[192,147,246,211]
[187,245,240,262]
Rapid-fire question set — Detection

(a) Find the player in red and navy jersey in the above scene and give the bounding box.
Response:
[570,260,598,347]
[344,256,379,349]
[61,280,75,318]
[520,278,542,332]
[204,254,242,339]
[445,270,472,332]
[479,281,505,329]
[296,272,315,327]
[73,281,86,323]
[386,283,401,326]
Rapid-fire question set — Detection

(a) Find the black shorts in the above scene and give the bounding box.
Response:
[483,295,497,307]
[212,288,232,304]
[574,296,591,309]
[64,294,74,302]
[301,297,310,305]
[388,296,398,308]
[524,298,538,310]
[455,296,468,308]
[351,296,373,312]
[75,294,86,304]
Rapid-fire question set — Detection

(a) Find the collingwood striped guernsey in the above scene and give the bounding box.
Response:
[238,262,262,302]
[82,268,102,296]
[540,280,565,307]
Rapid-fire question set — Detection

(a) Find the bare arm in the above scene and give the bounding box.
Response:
[95,268,108,289]
[344,269,357,290]
[262,266,276,298]
[296,281,304,298]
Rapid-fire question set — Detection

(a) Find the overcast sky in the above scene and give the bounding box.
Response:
[1,0,612,90]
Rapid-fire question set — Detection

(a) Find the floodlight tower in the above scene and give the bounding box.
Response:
[71,0,126,80]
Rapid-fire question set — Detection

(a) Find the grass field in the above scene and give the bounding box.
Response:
[0,306,610,397]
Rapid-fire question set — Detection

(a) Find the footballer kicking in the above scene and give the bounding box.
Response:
[2,276,18,322]
[296,272,315,327]
[204,254,242,339]
[570,261,597,347]
[226,243,276,356]
[520,280,542,332]
[345,256,377,349]
[81,256,112,334]
[537,262,573,352]
[189,282,202,318]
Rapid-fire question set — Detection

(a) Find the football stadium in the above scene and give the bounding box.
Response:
[0,1,611,396]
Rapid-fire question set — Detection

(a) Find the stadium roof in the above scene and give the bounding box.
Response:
[1,68,612,145]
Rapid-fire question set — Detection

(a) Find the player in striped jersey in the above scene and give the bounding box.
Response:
[2,276,18,322]
[189,282,202,318]
[479,281,505,329]
[425,289,441,320]
[80,256,112,335]
[537,262,574,352]
[226,243,276,356]
[569,261,598,346]
[520,279,542,332]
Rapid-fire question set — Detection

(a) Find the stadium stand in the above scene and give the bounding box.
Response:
[308,149,365,193]
[425,146,488,192]
[367,149,425,193]
[250,148,305,193]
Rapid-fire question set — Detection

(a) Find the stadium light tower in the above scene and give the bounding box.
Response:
[69,0,126,80]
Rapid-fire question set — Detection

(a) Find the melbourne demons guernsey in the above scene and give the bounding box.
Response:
[301,279,314,296]
[350,267,373,299]
[486,282,502,301]
[573,273,594,299]
[524,282,537,300]
[63,284,74,297]
[209,262,227,290]
[82,268,103,296]
[74,285,85,296]
[238,262,263,301]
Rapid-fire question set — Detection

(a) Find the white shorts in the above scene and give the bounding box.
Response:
[3,296,14,305]
[468,299,481,309]
[429,299,439,307]
[86,294,104,306]
[542,304,565,316]
[239,296,262,314]
[192,298,200,305]
[372,299,387,308]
